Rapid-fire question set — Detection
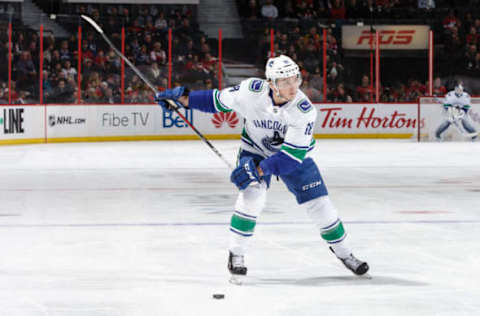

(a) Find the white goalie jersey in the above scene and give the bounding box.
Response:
[442,91,471,111]
[213,78,317,162]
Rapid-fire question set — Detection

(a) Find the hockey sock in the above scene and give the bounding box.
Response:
[230,211,257,237]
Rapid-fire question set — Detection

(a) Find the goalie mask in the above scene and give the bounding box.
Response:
[265,55,302,92]
[454,83,464,97]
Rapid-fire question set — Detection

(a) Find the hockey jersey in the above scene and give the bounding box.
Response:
[214,78,316,162]
[187,78,317,176]
[443,91,471,111]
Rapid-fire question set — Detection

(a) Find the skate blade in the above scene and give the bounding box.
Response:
[229,275,245,285]
[357,272,372,279]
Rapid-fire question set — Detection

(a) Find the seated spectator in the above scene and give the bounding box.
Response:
[150,41,166,65]
[443,9,459,31]
[102,87,120,104]
[136,45,150,66]
[261,0,278,20]
[15,90,28,104]
[302,79,322,102]
[432,77,447,96]
[405,78,426,101]
[62,60,77,82]
[356,74,374,102]
[49,79,74,103]
[147,62,163,85]
[42,70,53,101]
[418,0,435,10]
[330,83,353,102]
[465,44,478,71]
[466,26,480,46]
[16,51,37,92]
[59,40,71,61]
[330,0,347,20]
[154,11,168,32]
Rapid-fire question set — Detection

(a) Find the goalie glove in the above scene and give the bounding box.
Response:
[155,86,189,111]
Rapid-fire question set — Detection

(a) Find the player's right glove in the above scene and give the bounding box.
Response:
[230,157,261,190]
[155,86,188,111]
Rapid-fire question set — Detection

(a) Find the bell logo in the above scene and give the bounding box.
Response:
[212,112,239,128]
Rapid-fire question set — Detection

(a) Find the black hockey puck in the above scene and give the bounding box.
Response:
[212,294,225,299]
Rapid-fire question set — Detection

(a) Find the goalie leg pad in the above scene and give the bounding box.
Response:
[460,118,477,135]
[435,120,451,139]
[229,182,267,255]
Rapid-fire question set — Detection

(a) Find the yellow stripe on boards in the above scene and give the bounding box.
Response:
[313,133,413,139]
[0,133,413,146]
[0,138,46,145]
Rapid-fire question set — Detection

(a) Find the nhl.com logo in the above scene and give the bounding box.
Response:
[49,115,86,127]
[211,112,239,128]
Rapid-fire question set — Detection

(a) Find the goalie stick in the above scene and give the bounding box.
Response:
[80,15,234,169]
[433,96,478,138]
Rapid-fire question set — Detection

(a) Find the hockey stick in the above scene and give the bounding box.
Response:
[80,15,233,169]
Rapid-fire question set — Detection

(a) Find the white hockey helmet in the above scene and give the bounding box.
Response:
[265,55,301,87]
[454,82,464,96]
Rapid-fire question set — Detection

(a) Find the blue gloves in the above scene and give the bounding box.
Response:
[155,86,186,111]
[230,157,262,190]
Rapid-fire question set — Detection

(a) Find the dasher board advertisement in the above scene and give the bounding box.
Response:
[0,106,44,140]
[315,103,417,137]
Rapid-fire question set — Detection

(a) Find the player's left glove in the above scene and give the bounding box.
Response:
[155,86,188,111]
[230,157,261,190]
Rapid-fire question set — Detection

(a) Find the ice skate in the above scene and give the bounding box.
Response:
[330,247,370,277]
[228,251,247,285]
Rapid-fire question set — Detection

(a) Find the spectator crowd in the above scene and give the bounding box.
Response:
[3,0,480,104]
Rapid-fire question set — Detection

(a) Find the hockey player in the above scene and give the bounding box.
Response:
[435,83,477,141]
[156,55,369,280]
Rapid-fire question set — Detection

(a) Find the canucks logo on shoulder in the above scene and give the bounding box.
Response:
[297,99,313,113]
[249,79,264,92]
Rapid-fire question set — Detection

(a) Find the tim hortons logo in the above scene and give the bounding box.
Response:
[320,107,423,129]
[357,30,415,46]
[212,111,239,128]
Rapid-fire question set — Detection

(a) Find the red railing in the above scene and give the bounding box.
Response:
[1,23,435,106]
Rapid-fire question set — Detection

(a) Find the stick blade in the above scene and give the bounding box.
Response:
[81,15,103,34]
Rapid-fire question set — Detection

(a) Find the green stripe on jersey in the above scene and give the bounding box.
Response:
[214,90,232,113]
[281,144,308,162]
[230,214,256,233]
[241,128,253,142]
[321,221,345,242]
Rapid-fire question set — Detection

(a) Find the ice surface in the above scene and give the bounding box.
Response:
[0,139,479,316]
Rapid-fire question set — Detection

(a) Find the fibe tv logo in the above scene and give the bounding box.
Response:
[162,108,193,128]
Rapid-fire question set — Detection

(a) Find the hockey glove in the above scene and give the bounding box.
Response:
[155,86,188,111]
[230,157,261,190]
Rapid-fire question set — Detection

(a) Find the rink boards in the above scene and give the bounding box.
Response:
[0,102,471,145]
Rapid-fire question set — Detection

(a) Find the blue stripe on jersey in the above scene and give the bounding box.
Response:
[235,211,257,219]
[259,151,300,176]
[230,227,253,237]
[241,134,266,156]
[321,218,340,231]
[188,89,217,113]
[326,234,347,244]
[283,141,310,149]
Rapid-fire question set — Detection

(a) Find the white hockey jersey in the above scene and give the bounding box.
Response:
[214,78,317,162]
[443,91,471,110]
